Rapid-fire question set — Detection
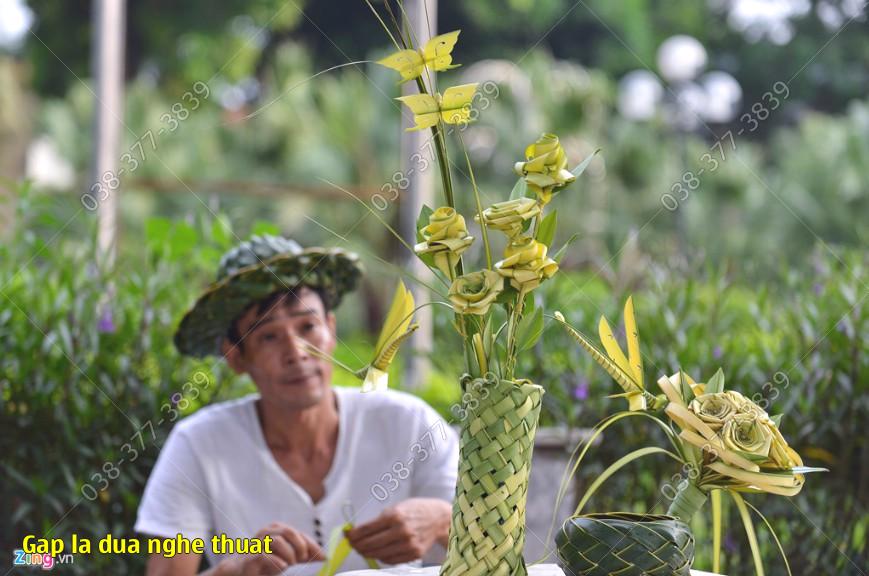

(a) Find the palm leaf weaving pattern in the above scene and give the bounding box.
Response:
[556,513,694,576]
[441,379,544,576]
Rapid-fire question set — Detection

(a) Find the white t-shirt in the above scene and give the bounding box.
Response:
[135,386,459,574]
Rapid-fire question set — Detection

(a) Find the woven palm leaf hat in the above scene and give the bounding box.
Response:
[174,234,363,358]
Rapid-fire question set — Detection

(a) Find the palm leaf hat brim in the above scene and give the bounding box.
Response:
[173,235,363,358]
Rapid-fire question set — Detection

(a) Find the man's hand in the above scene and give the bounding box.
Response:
[216,523,324,576]
[345,498,451,565]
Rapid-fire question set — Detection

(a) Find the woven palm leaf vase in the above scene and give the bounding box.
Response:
[440,376,544,576]
[555,513,695,576]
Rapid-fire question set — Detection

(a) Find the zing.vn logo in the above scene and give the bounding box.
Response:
[12,550,74,571]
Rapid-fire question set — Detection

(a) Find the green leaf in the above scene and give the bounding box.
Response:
[417,252,436,270]
[571,148,600,178]
[712,490,723,574]
[537,210,557,248]
[211,215,233,248]
[200,247,223,267]
[495,284,519,305]
[731,492,765,576]
[553,233,580,263]
[252,220,281,236]
[743,499,792,576]
[679,369,695,404]
[509,177,527,200]
[706,368,726,394]
[169,221,198,260]
[516,306,544,352]
[770,414,783,427]
[145,217,171,246]
[416,204,433,242]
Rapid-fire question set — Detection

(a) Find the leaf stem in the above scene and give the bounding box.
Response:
[505,290,526,380]
[457,131,491,269]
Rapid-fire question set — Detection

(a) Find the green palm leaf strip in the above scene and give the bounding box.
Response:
[458,131,492,269]
[731,492,765,576]
[712,489,723,574]
[552,312,642,397]
[575,447,681,515]
[745,499,792,576]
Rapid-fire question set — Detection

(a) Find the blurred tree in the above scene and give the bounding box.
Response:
[20,0,869,127]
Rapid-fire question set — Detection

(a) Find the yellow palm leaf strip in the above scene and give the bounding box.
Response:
[472,332,488,375]
[372,324,419,370]
[657,374,685,405]
[623,296,644,389]
[707,462,802,490]
[665,403,719,440]
[678,429,761,472]
[553,312,638,395]
[598,316,635,387]
[374,281,415,356]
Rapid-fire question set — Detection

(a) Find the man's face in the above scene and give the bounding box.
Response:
[223,288,337,411]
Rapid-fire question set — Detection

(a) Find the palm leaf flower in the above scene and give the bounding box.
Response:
[656,371,824,513]
[414,207,474,279]
[513,133,577,205]
[367,16,825,574]
[448,270,504,315]
[475,197,541,238]
[494,236,558,292]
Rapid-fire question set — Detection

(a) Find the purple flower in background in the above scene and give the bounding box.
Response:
[813,283,823,296]
[713,345,723,359]
[97,306,116,334]
[572,378,590,401]
[724,534,737,553]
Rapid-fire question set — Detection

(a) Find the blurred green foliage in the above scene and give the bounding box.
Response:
[21,0,869,116]
[29,44,869,274]
[0,184,236,573]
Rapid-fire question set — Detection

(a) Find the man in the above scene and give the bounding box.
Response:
[136,235,458,576]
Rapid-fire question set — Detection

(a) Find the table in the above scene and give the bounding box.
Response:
[339,564,725,575]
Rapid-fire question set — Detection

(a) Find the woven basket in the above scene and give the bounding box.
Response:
[555,513,694,576]
[440,376,544,576]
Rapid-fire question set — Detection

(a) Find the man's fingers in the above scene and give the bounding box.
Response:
[367,540,424,563]
[241,554,288,576]
[279,527,319,563]
[346,512,395,541]
[359,540,420,564]
[301,533,325,561]
[267,534,298,566]
[349,526,406,557]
